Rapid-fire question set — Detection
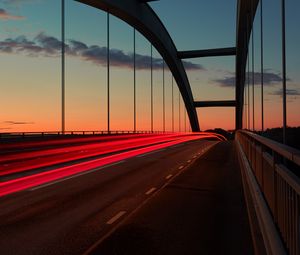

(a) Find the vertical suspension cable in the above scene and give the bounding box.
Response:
[61,0,65,134]
[171,76,174,132]
[251,0,255,131]
[244,26,248,130]
[133,28,136,132]
[178,90,181,132]
[107,12,110,133]
[248,51,250,130]
[184,109,186,132]
[150,44,153,133]
[247,15,250,130]
[260,0,264,132]
[281,0,287,144]
[162,60,165,132]
[244,86,246,128]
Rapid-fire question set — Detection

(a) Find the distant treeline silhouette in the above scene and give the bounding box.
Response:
[260,127,300,150]
[205,127,300,150]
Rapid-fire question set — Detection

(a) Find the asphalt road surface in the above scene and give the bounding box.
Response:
[0,139,215,255]
[91,141,254,255]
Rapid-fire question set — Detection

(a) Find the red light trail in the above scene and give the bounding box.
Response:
[0,133,223,197]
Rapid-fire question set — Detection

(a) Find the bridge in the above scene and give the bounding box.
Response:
[0,0,299,255]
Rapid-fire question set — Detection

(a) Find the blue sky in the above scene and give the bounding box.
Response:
[0,0,299,131]
[149,0,237,50]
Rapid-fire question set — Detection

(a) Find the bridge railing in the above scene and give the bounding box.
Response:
[0,130,166,139]
[236,130,300,255]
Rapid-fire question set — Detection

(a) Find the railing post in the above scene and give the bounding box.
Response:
[273,151,282,223]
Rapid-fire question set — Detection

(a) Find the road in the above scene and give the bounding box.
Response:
[0,133,221,179]
[91,141,254,255]
[0,139,215,255]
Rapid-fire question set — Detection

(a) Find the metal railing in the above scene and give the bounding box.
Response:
[236,130,300,255]
[0,130,166,139]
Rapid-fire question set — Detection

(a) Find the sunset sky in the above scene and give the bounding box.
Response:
[0,0,299,132]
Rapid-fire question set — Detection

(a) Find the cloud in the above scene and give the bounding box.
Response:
[3,121,35,125]
[183,61,204,71]
[269,88,300,96]
[0,8,24,20]
[0,33,203,71]
[0,0,38,6]
[213,71,288,87]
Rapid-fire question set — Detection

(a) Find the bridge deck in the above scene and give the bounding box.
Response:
[91,141,254,254]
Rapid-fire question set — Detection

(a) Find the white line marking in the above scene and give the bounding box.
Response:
[105,161,126,168]
[137,149,165,158]
[187,160,191,163]
[145,187,156,195]
[29,160,125,191]
[106,211,126,225]
[166,174,173,180]
[178,165,184,170]
[82,142,218,255]
[171,144,183,148]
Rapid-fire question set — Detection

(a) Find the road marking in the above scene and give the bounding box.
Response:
[166,174,172,180]
[106,211,126,225]
[29,160,125,191]
[82,142,218,255]
[178,165,184,170]
[137,149,165,158]
[171,143,184,148]
[145,187,156,195]
[187,160,191,163]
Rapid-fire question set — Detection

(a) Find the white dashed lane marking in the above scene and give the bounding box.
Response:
[145,187,156,195]
[106,211,126,225]
[166,174,173,180]
[29,160,125,191]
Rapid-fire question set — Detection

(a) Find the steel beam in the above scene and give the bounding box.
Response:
[236,0,259,129]
[178,47,236,59]
[139,0,159,2]
[194,100,236,108]
[77,0,200,131]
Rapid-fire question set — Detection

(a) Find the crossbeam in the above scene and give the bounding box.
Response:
[139,0,159,2]
[194,100,236,108]
[178,47,236,59]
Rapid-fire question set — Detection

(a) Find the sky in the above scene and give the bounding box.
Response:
[0,0,299,132]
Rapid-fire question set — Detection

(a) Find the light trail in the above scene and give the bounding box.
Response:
[0,133,158,151]
[0,133,221,197]
[0,132,223,177]
[0,134,189,176]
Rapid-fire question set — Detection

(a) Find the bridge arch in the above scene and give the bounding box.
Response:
[77,0,200,131]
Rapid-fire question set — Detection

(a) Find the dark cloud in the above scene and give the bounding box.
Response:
[0,33,203,71]
[269,88,300,96]
[183,61,204,71]
[35,33,65,55]
[213,71,288,87]
[214,76,235,87]
[0,0,37,6]
[3,121,35,125]
[0,8,24,20]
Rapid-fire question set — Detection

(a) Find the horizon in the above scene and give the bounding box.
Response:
[1,0,299,132]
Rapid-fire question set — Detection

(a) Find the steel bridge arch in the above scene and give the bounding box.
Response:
[77,0,200,131]
[235,0,259,129]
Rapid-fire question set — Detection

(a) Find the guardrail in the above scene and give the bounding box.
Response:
[0,130,165,139]
[236,130,300,255]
